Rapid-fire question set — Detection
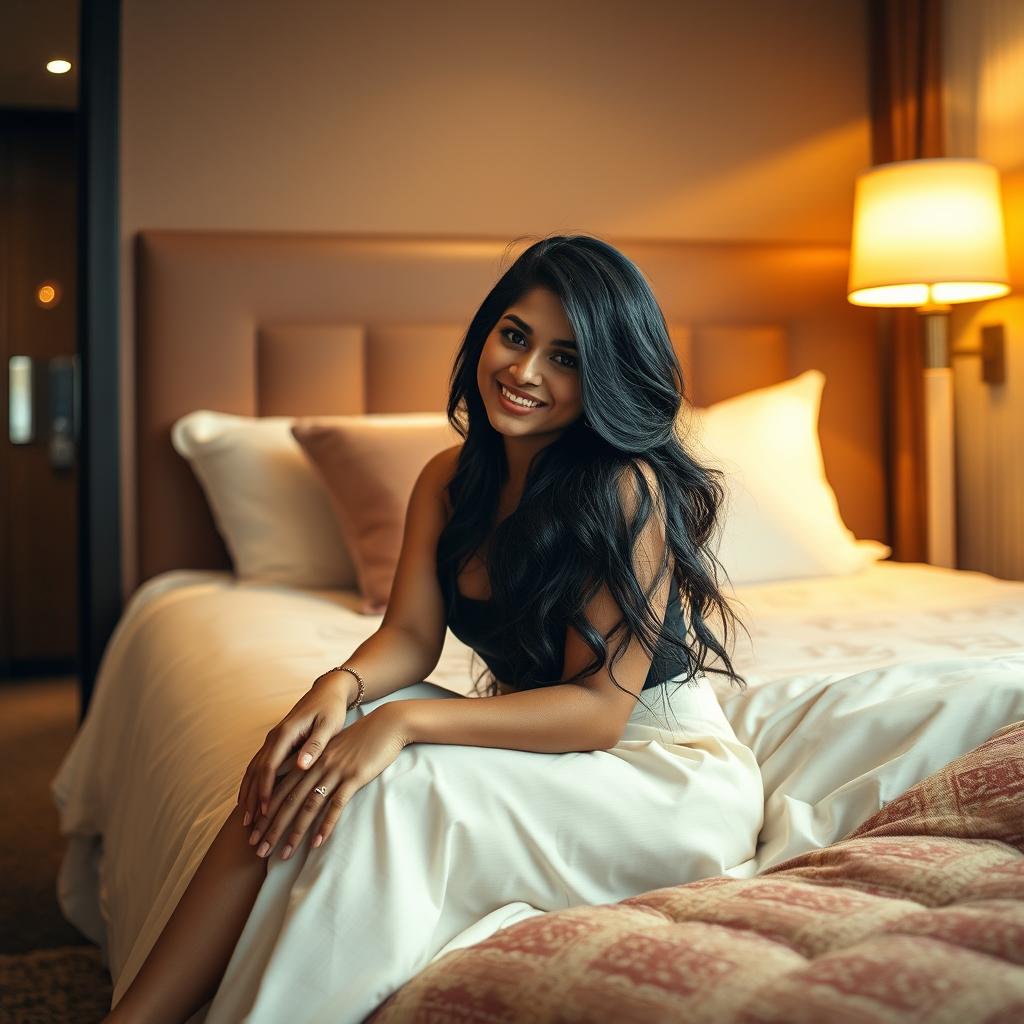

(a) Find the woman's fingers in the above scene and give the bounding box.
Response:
[276,777,349,858]
[310,782,355,849]
[238,757,261,827]
[250,769,324,859]
[253,719,309,818]
[296,711,342,770]
[239,689,349,827]
[296,730,326,769]
[242,764,262,827]
[238,772,251,826]
[242,745,283,826]
[256,708,344,816]
[247,768,296,853]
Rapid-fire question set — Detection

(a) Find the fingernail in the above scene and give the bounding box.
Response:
[257,841,270,858]
[249,830,260,846]
[243,811,251,827]
[281,844,293,859]
[313,834,323,848]
[300,754,311,767]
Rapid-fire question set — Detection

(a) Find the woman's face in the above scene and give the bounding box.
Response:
[476,286,583,438]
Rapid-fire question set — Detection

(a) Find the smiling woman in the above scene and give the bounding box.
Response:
[438,234,751,715]
[103,234,763,1024]
[475,286,584,443]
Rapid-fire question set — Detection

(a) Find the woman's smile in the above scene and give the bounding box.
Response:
[476,286,583,442]
[496,378,547,414]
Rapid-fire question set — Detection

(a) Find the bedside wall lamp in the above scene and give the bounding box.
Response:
[847,157,1011,568]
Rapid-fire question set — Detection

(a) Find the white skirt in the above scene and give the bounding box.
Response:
[199,674,764,1024]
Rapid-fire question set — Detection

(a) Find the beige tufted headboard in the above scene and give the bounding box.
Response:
[134,230,886,589]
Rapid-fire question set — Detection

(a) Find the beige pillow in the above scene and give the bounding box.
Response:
[292,414,462,614]
[171,410,358,589]
[686,369,891,585]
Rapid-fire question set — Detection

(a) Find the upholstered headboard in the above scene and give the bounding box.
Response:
[133,231,885,589]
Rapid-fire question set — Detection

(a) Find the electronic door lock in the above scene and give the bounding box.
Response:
[7,354,79,470]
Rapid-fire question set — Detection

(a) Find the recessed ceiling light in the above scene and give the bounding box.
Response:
[47,59,72,74]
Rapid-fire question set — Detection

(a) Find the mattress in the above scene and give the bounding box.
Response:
[49,560,1024,1017]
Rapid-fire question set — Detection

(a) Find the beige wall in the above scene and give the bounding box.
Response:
[945,0,1024,580]
[120,0,872,598]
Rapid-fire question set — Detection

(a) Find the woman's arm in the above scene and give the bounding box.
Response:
[242,447,461,822]
[317,445,460,708]
[390,458,672,754]
[389,683,619,752]
[318,623,449,707]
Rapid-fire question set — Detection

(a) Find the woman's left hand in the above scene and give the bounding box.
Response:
[247,704,410,860]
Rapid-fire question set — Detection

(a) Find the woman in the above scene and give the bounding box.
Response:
[104,234,764,1023]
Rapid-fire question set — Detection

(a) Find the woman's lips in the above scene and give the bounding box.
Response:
[496,378,546,414]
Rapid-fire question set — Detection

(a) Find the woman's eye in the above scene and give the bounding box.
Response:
[500,328,578,369]
[501,327,527,347]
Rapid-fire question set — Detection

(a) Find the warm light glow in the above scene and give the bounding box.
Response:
[36,281,61,308]
[847,158,1010,307]
[46,59,72,74]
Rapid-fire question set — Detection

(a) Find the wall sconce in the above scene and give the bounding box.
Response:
[950,323,1006,385]
[847,157,1011,569]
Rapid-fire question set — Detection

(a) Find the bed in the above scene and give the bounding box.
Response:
[51,231,1024,1020]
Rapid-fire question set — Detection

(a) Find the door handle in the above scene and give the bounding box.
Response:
[8,355,34,444]
[49,355,78,470]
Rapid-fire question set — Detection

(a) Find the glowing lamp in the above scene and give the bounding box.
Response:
[849,158,1009,308]
[847,158,1011,569]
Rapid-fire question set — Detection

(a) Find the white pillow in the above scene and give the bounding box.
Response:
[171,410,358,588]
[685,369,891,586]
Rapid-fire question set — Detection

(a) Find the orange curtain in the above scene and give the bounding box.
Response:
[867,0,944,561]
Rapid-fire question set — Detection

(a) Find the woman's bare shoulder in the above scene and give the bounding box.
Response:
[441,442,463,467]
[426,443,463,516]
[432,443,462,482]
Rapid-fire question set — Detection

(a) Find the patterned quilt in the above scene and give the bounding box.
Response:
[368,719,1024,1023]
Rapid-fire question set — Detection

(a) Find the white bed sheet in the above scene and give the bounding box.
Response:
[50,560,1024,1017]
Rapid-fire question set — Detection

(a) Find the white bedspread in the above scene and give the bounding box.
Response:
[50,561,1024,1018]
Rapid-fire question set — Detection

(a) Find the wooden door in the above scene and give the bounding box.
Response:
[0,109,78,677]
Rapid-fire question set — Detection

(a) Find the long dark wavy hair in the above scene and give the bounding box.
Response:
[435,233,750,728]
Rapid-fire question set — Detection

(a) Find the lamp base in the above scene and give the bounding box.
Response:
[924,365,957,568]
[918,308,957,567]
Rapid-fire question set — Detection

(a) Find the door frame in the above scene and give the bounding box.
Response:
[77,0,121,724]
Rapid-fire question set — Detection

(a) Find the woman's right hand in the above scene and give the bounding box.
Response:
[237,669,355,826]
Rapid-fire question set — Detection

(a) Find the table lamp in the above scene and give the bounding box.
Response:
[847,157,1011,568]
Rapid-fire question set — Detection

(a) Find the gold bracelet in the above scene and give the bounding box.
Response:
[332,665,365,710]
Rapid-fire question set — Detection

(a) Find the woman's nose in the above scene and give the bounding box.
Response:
[511,353,542,384]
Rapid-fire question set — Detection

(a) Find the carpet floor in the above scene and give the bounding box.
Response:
[0,945,112,1022]
[1,676,113,1018]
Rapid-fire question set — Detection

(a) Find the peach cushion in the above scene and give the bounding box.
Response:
[291,414,462,614]
[367,718,1024,1022]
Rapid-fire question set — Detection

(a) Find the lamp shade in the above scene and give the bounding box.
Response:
[848,158,1010,307]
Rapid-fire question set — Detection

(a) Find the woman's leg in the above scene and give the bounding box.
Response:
[103,802,268,1024]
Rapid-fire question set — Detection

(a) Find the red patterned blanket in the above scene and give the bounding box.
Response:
[369,719,1024,1022]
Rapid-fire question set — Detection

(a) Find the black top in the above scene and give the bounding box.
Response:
[442,561,690,692]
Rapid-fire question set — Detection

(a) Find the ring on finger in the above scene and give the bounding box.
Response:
[314,784,328,798]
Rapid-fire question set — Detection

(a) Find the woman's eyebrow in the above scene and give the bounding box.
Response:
[503,313,577,350]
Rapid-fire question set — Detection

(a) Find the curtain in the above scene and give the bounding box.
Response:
[867,0,944,561]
